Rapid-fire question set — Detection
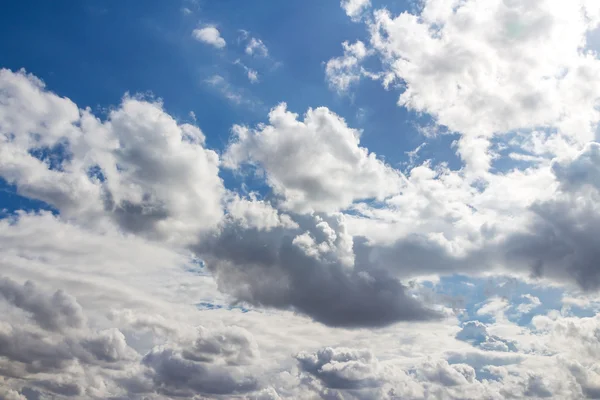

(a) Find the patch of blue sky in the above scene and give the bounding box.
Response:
[196,301,251,314]
[431,274,568,326]
[28,141,72,172]
[489,128,557,174]
[184,256,209,276]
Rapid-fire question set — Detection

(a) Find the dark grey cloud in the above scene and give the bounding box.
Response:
[198,216,440,328]
[502,192,600,290]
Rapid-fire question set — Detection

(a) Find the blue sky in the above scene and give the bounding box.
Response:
[2,1,600,399]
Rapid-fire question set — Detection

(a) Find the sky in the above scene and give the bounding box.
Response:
[1,0,600,399]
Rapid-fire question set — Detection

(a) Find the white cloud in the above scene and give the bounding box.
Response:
[225,193,298,231]
[234,59,260,83]
[516,294,542,314]
[0,69,225,243]
[245,37,268,57]
[325,40,370,92]
[223,103,403,214]
[345,0,600,176]
[192,26,226,49]
[247,68,259,83]
[341,0,371,22]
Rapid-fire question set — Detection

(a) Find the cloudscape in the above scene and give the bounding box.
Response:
[1,0,600,399]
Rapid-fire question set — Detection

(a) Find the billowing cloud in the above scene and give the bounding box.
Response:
[0,68,225,243]
[192,26,226,49]
[224,103,403,214]
[335,0,600,175]
[197,212,439,328]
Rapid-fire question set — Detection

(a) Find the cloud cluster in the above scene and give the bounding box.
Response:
[331,0,600,174]
[0,69,224,244]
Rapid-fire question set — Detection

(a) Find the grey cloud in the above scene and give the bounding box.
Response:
[0,278,265,399]
[82,328,135,363]
[0,327,76,373]
[502,192,600,290]
[0,277,85,332]
[456,321,517,352]
[182,326,259,365]
[296,347,383,390]
[198,216,440,328]
[552,142,600,191]
[142,347,259,397]
[523,375,553,398]
[33,380,83,397]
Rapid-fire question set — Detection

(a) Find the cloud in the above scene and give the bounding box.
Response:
[192,26,226,48]
[340,0,600,176]
[246,37,269,57]
[234,59,260,83]
[456,321,517,352]
[0,277,85,332]
[205,74,259,106]
[341,0,371,22]
[197,213,439,328]
[225,193,298,231]
[325,40,370,92]
[224,103,403,214]
[0,69,225,244]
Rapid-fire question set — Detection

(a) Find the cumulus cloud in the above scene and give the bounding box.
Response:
[0,277,85,332]
[0,68,225,243]
[192,26,226,48]
[224,103,403,214]
[339,0,600,175]
[456,321,517,352]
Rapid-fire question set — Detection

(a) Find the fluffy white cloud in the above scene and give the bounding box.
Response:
[336,0,600,175]
[224,103,403,213]
[225,193,298,231]
[192,26,226,48]
[0,69,225,243]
